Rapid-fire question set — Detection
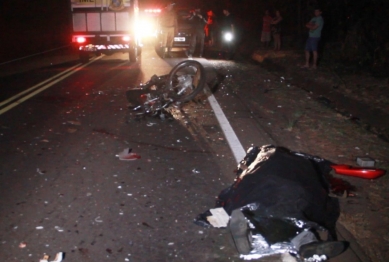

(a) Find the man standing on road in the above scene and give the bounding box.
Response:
[302,8,324,69]
[158,2,178,58]
[220,8,235,60]
[261,10,272,48]
[186,7,207,58]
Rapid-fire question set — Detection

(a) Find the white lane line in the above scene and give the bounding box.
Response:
[0,56,102,115]
[207,93,246,164]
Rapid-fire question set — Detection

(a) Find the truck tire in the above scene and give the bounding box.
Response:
[129,47,139,62]
[79,51,89,63]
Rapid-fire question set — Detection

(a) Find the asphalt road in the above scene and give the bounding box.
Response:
[0,46,369,262]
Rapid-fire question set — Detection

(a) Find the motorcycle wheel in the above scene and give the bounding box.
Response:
[166,60,206,103]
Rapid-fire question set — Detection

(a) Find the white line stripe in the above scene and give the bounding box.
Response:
[0,56,103,115]
[207,94,246,164]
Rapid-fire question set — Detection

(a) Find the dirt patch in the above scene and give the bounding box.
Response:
[209,51,389,261]
[251,48,389,142]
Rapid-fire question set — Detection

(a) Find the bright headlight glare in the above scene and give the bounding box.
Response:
[224,32,233,42]
[137,19,156,37]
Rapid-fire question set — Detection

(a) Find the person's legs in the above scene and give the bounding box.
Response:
[313,51,318,69]
[274,34,280,50]
[229,209,252,254]
[304,50,310,67]
[198,31,205,57]
[303,37,312,67]
[165,28,175,58]
[187,33,196,57]
[292,230,348,260]
[311,37,320,68]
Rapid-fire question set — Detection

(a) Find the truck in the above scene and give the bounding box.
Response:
[70,0,141,63]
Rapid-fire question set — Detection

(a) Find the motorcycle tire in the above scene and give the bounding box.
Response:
[166,60,206,103]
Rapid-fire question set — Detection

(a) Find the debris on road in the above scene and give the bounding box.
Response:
[116,148,141,161]
[19,242,26,248]
[206,207,229,228]
[39,252,63,262]
[37,168,46,175]
[54,226,64,232]
[356,157,375,167]
[67,120,81,126]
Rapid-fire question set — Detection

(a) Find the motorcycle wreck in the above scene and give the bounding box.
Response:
[195,145,349,262]
[126,60,206,120]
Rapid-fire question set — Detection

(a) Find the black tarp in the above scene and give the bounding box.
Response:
[195,145,340,241]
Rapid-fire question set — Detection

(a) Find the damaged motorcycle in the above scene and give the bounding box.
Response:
[126,60,206,118]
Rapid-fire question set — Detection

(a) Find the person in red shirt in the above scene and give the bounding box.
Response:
[261,10,273,48]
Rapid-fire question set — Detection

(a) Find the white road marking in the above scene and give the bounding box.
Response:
[0,56,103,115]
[207,93,246,164]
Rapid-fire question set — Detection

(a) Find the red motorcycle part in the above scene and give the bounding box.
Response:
[331,165,386,179]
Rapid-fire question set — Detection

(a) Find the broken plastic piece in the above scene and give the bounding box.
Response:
[206,207,229,228]
[356,157,375,167]
[39,252,63,262]
[116,148,141,161]
[331,165,385,179]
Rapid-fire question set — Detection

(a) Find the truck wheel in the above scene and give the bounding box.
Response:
[79,52,89,63]
[129,47,139,62]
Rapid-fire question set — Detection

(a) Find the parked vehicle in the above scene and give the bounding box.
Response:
[126,60,206,117]
[70,0,141,63]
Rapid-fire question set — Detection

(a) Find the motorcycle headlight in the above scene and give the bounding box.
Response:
[224,32,233,42]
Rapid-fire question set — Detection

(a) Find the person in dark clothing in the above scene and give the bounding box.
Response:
[186,8,207,58]
[220,8,235,59]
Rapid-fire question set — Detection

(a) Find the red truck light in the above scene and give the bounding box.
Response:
[76,37,86,43]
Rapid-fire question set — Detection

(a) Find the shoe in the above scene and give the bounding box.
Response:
[229,209,252,255]
[185,50,192,58]
[299,241,348,259]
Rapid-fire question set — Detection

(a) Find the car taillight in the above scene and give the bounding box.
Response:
[76,37,86,43]
[122,36,130,41]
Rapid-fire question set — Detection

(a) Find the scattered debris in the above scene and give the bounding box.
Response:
[206,207,230,228]
[356,157,375,167]
[67,128,77,133]
[54,226,64,232]
[36,226,44,230]
[39,252,63,262]
[116,148,141,161]
[67,121,81,126]
[37,168,45,175]
[19,242,27,248]
[95,216,103,223]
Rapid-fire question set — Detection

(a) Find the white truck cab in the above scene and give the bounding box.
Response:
[70,0,141,63]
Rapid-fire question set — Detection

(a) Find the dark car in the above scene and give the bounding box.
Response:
[155,8,193,55]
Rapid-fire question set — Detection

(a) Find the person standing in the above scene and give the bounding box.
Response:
[271,10,283,51]
[158,2,178,58]
[205,10,217,47]
[186,7,207,58]
[220,8,235,59]
[302,8,324,69]
[261,10,273,48]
